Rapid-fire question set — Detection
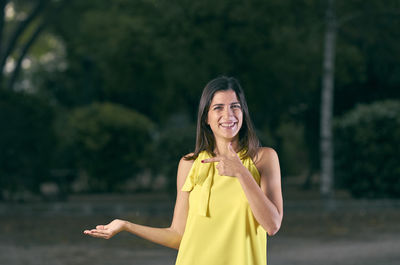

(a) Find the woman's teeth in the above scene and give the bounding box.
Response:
[220,122,236,128]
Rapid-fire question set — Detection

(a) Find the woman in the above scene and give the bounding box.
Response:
[84,76,283,265]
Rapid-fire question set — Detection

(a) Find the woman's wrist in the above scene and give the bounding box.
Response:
[236,166,250,180]
[114,219,129,232]
[123,220,130,231]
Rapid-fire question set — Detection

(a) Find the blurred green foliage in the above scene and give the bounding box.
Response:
[149,114,196,192]
[44,0,324,125]
[0,89,56,199]
[1,0,400,198]
[65,102,154,192]
[335,100,400,198]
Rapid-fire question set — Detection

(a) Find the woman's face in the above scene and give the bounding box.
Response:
[207,89,243,141]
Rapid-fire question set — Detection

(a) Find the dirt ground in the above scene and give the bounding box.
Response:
[1,234,399,265]
[1,192,399,265]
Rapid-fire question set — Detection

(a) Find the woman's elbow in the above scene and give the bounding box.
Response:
[166,226,183,250]
[167,237,182,250]
[266,223,281,236]
[266,216,282,236]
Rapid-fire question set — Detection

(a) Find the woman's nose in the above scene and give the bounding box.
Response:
[223,106,234,118]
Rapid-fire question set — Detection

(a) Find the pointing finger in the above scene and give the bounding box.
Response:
[201,157,220,163]
[228,142,239,157]
[228,142,235,153]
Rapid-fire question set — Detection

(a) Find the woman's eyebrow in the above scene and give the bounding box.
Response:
[211,102,241,107]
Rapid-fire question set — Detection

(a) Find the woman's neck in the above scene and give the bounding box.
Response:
[214,138,239,156]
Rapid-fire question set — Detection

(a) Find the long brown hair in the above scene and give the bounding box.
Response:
[185,76,260,160]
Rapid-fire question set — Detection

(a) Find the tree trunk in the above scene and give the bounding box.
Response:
[320,0,336,199]
[0,0,8,88]
[0,0,48,90]
[0,0,7,52]
[0,0,67,91]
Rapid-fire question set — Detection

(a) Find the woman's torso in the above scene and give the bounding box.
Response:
[175,150,267,265]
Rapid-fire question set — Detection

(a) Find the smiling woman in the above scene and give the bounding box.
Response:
[84,76,283,265]
[186,76,261,161]
[207,90,243,146]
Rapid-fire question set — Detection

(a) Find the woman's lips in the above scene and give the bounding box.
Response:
[219,122,237,129]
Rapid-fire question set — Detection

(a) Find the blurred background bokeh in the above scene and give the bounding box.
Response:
[0,0,399,264]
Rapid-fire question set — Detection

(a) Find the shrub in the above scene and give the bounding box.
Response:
[0,90,56,199]
[334,100,400,198]
[149,113,196,193]
[67,102,154,192]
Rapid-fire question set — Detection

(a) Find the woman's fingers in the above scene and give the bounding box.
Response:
[201,157,220,163]
[84,228,112,239]
[227,142,239,157]
[83,219,126,240]
[83,219,125,240]
[228,142,235,153]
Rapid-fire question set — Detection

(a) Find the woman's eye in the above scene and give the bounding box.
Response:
[214,106,223,110]
[232,105,241,109]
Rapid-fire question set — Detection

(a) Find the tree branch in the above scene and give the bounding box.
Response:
[0,0,47,76]
[6,21,46,91]
[0,0,8,55]
[7,0,69,91]
[0,0,8,88]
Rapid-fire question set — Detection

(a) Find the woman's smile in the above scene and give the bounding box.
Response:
[207,90,243,141]
[219,121,238,129]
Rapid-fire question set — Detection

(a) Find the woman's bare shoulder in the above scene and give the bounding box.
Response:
[179,153,195,166]
[176,153,195,188]
[255,147,278,162]
[254,147,279,173]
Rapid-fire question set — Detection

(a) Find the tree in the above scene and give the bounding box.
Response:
[0,0,66,91]
[319,0,400,198]
[13,0,400,196]
[320,0,336,198]
[38,0,326,187]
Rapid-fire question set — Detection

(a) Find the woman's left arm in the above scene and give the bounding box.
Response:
[237,147,283,236]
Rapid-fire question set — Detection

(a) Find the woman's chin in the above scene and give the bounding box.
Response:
[215,131,239,141]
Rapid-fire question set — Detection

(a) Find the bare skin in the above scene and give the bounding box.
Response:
[83,89,283,246]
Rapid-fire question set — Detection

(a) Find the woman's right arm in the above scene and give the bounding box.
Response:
[83,156,193,250]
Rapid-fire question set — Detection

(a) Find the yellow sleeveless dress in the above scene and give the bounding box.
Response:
[175,150,267,265]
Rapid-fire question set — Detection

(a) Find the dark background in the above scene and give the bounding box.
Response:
[1,0,400,199]
[0,1,399,264]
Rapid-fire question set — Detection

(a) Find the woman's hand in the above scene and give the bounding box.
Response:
[83,219,127,239]
[202,142,247,178]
